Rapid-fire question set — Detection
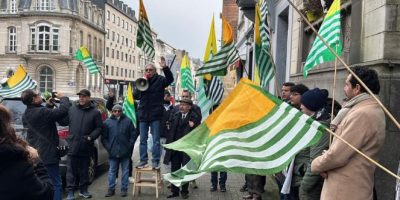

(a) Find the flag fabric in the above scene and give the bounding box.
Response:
[164,78,326,186]
[75,46,99,74]
[203,15,218,62]
[180,53,195,93]
[0,65,37,98]
[196,78,213,122]
[136,0,155,59]
[205,76,224,106]
[195,15,240,77]
[303,0,342,77]
[123,83,136,127]
[197,16,218,121]
[254,1,275,87]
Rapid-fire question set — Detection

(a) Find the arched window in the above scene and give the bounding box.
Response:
[30,23,59,52]
[39,66,54,92]
[8,27,16,52]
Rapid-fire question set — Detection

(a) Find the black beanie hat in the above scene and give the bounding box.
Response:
[301,88,329,112]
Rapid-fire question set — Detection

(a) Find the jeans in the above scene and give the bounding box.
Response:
[139,120,161,165]
[45,164,62,200]
[211,172,227,187]
[108,157,130,192]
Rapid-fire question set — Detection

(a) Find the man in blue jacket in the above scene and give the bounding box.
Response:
[135,56,174,169]
[102,104,137,197]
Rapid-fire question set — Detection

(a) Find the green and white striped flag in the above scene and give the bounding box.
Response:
[123,83,136,127]
[136,0,155,59]
[164,78,326,186]
[196,15,240,77]
[196,78,213,122]
[75,46,99,74]
[254,1,275,87]
[180,54,195,93]
[0,65,37,98]
[303,0,342,77]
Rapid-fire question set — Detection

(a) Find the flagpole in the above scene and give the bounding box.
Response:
[329,44,338,145]
[286,0,400,130]
[325,127,400,181]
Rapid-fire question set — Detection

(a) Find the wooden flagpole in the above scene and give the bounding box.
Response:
[286,0,400,130]
[325,127,400,180]
[329,44,339,145]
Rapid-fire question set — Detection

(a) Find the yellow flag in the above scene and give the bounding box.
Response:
[7,65,27,88]
[203,15,217,63]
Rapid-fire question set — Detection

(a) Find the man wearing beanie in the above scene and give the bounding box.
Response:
[298,88,331,200]
[290,84,309,109]
[311,67,385,200]
[101,104,137,197]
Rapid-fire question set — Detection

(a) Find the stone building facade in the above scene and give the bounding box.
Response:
[0,0,105,96]
[236,0,400,199]
[104,0,138,99]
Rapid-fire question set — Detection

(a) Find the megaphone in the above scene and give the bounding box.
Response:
[135,77,149,91]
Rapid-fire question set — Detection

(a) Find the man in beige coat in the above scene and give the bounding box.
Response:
[311,66,386,200]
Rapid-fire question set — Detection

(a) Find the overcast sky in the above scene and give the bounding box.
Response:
[127,0,223,60]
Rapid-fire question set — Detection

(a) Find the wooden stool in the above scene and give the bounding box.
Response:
[132,166,163,199]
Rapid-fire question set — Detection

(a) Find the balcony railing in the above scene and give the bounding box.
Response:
[0,9,18,14]
[33,6,56,11]
[28,45,60,53]
[5,46,17,53]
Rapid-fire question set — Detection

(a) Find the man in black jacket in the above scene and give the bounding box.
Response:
[135,57,174,169]
[65,89,103,200]
[164,99,201,199]
[102,105,137,197]
[21,89,70,200]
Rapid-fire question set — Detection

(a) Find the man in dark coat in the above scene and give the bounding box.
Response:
[21,89,70,200]
[135,57,174,169]
[102,104,137,197]
[65,89,103,200]
[164,99,201,199]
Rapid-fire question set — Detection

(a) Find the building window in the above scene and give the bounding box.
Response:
[126,38,128,46]
[106,29,109,39]
[112,31,115,41]
[116,67,119,76]
[39,66,54,92]
[111,49,114,58]
[116,50,119,59]
[122,19,124,28]
[93,37,97,59]
[111,66,114,76]
[29,24,59,52]
[121,52,123,61]
[125,53,127,62]
[107,11,110,20]
[98,39,103,60]
[117,34,119,43]
[118,17,120,26]
[112,14,115,22]
[10,0,17,13]
[37,0,51,10]
[125,69,127,78]
[121,36,124,45]
[121,68,123,76]
[106,47,109,57]
[87,34,92,53]
[8,27,16,52]
[125,22,128,30]
[79,31,83,46]
[106,65,109,75]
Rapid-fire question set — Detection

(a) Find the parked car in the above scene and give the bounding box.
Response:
[0,96,109,184]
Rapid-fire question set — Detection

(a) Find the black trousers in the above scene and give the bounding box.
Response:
[170,151,190,195]
[245,174,266,195]
[66,155,90,192]
[211,172,227,187]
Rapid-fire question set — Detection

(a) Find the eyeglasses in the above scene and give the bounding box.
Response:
[181,96,189,98]
[112,110,122,113]
[145,68,154,72]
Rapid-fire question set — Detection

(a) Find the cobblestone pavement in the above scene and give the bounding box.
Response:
[65,140,280,200]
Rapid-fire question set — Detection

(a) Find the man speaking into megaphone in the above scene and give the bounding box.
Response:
[135,56,174,170]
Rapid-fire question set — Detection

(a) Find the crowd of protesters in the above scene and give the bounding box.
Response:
[0,57,386,200]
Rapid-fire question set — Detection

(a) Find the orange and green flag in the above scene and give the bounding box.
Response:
[164,78,326,186]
